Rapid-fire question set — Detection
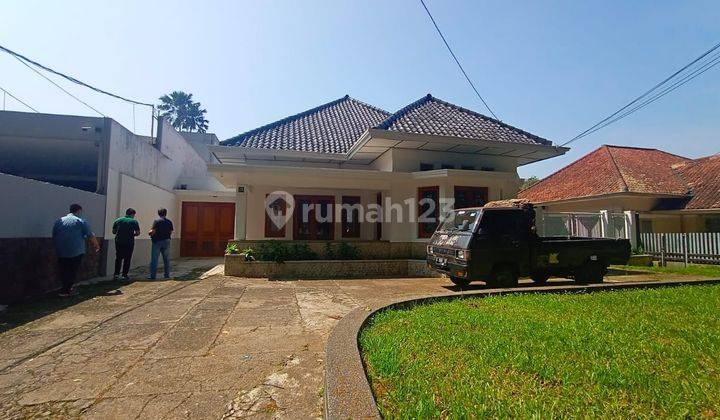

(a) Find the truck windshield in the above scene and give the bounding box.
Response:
[438,209,482,232]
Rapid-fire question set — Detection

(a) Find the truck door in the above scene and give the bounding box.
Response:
[484,210,531,275]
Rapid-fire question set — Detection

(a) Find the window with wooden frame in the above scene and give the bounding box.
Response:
[454,186,488,209]
[417,186,439,238]
[341,196,361,238]
[264,195,287,238]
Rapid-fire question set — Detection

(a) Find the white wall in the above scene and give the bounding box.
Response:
[0,172,105,238]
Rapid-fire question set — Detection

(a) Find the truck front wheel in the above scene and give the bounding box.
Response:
[575,261,606,284]
[449,276,471,287]
[492,265,518,288]
[530,272,550,284]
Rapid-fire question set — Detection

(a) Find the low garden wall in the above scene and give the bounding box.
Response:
[225,256,440,279]
[0,237,105,304]
[227,240,427,260]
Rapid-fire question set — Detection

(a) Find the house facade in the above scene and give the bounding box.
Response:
[518,145,720,234]
[208,94,567,245]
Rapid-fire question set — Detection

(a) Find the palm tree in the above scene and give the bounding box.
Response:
[157,91,209,133]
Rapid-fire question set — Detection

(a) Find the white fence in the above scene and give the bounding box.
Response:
[539,211,628,239]
[640,232,720,265]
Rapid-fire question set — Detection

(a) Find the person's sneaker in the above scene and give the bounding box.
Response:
[58,290,79,298]
[112,275,119,281]
[121,275,130,282]
[147,276,156,280]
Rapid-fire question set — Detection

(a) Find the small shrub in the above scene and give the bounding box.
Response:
[337,242,361,260]
[225,243,240,255]
[240,247,256,261]
[289,243,318,260]
[257,241,289,263]
[323,242,336,260]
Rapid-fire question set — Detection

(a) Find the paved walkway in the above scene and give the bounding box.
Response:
[0,262,695,419]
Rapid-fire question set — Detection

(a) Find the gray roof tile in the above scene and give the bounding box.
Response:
[223,94,552,154]
[222,96,390,154]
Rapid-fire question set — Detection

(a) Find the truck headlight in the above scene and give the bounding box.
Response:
[456,250,470,260]
[427,245,434,255]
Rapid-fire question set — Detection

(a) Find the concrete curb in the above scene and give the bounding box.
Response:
[323,278,720,419]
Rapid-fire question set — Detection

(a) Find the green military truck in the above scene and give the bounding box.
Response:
[426,201,631,287]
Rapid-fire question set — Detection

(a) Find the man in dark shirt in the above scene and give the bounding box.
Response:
[149,207,174,279]
[112,208,140,281]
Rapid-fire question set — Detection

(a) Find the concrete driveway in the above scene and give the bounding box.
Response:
[0,261,683,419]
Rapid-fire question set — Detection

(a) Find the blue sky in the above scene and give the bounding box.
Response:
[1,0,718,178]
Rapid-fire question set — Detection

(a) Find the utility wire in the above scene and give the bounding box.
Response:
[11,54,105,116]
[576,54,720,140]
[0,44,154,107]
[419,0,500,121]
[563,41,720,146]
[0,85,39,112]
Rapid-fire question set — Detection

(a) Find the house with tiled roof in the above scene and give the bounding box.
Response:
[518,145,720,233]
[209,94,567,244]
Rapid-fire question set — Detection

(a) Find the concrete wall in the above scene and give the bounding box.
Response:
[104,171,180,269]
[0,172,105,238]
[0,173,106,303]
[388,148,517,173]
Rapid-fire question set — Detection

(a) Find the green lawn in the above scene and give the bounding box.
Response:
[616,263,720,278]
[360,285,720,418]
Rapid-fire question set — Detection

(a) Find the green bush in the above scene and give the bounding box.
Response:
[337,242,361,260]
[323,242,336,260]
[289,243,318,260]
[240,247,256,261]
[256,241,289,263]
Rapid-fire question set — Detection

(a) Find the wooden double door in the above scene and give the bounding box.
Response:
[181,202,235,257]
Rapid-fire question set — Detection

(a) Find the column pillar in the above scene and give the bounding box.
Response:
[234,186,248,240]
[624,210,637,249]
[599,210,610,238]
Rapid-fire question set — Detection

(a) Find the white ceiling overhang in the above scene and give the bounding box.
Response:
[346,129,569,166]
[210,129,568,166]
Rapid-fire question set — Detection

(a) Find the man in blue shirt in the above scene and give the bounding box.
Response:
[52,203,99,297]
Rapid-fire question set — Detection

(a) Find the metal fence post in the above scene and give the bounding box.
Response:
[660,233,666,267]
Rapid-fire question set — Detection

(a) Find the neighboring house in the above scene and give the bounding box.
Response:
[518,145,720,233]
[209,94,567,244]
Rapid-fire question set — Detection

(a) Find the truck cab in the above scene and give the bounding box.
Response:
[426,202,631,287]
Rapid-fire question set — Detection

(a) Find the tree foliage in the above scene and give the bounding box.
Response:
[157,91,209,133]
[520,176,540,190]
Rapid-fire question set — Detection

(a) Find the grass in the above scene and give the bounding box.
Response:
[360,285,720,418]
[615,263,720,278]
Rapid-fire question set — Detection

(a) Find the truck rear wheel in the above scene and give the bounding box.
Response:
[492,265,518,288]
[449,276,471,287]
[575,261,605,284]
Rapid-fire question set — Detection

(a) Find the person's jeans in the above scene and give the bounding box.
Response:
[58,254,83,293]
[114,241,134,277]
[149,239,171,279]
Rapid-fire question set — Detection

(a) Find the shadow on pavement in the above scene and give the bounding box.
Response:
[442,279,577,293]
[0,265,213,334]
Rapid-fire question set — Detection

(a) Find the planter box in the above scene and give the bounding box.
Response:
[225,255,441,279]
[628,254,654,267]
[227,240,427,260]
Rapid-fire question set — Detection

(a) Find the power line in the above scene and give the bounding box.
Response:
[0,44,153,107]
[577,53,720,140]
[10,54,106,116]
[418,0,500,121]
[0,85,39,112]
[563,41,720,146]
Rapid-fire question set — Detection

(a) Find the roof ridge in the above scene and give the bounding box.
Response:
[424,95,553,146]
[603,144,690,161]
[373,94,434,130]
[223,95,361,145]
[345,96,392,117]
[604,145,629,192]
[376,94,553,146]
[518,145,609,194]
